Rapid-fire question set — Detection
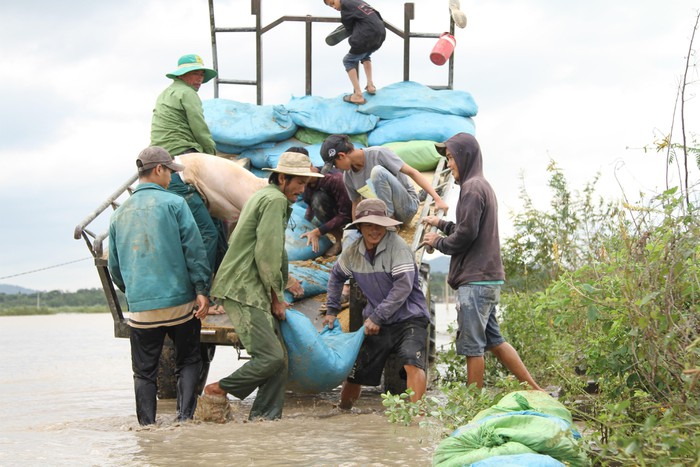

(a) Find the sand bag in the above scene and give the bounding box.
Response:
[179,153,268,222]
[284,259,334,303]
[280,309,365,393]
[367,113,475,146]
[239,137,306,169]
[193,394,233,423]
[472,391,575,426]
[382,140,442,171]
[433,410,590,467]
[203,99,297,148]
[470,454,565,466]
[286,94,379,135]
[285,202,333,260]
[358,81,478,119]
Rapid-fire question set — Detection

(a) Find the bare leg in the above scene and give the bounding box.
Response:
[339,381,362,409]
[490,342,543,391]
[346,67,364,103]
[466,355,485,388]
[362,60,376,93]
[404,365,426,402]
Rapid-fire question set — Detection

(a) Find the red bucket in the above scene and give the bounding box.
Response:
[430,33,457,66]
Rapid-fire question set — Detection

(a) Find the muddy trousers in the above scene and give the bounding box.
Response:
[129,318,202,425]
[218,300,288,420]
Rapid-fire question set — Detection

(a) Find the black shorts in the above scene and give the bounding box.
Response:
[347,317,429,387]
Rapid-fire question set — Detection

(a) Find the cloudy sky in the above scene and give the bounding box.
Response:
[1,0,698,292]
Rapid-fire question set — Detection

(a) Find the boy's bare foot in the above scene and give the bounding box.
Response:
[365,84,376,95]
[204,382,227,397]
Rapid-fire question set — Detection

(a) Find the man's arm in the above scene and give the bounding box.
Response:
[399,163,449,212]
[254,197,288,307]
[107,224,125,293]
[176,200,212,297]
[322,258,352,329]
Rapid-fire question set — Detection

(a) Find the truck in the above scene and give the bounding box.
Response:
[73,0,459,397]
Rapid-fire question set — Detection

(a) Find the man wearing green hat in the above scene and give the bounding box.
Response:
[151,54,226,277]
[151,54,217,156]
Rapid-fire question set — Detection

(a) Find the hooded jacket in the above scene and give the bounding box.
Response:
[434,133,505,289]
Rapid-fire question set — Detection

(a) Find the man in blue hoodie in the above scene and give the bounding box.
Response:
[108,146,212,425]
[422,133,543,391]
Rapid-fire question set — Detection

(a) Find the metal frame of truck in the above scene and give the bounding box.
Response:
[73,1,456,394]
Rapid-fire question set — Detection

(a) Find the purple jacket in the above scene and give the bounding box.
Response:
[326,231,430,326]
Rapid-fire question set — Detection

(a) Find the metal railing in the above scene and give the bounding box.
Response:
[208,0,455,103]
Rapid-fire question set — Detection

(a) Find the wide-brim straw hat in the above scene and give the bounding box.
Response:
[262,152,324,178]
[166,54,217,83]
[345,198,402,229]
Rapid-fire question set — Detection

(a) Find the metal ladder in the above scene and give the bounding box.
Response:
[207,0,456,104]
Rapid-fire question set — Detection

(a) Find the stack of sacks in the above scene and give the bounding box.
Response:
[359,81,477,146]
[202,81,479,174]
[433,391,590,467]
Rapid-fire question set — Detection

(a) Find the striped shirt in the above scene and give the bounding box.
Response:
[326,231,430,326]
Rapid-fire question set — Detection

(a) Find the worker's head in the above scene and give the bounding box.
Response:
[136,146,184,189]
[323,0,341,11]
[435,133,482,184]
[264,151,324,202]
[166,54,217,91]
[346,199,402,250]
[320,134,354,174]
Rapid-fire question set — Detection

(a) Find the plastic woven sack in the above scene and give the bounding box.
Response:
[382,140,442,171]
[283,259,334,303]
[367,113,475,146]
[473,391,575,426]
[433,411,590,467]
[286,94,379,135]
[470,453,565,466]
[203,99,297,147]
[285,202,333,260]
[280,309,365,393]
[358,81,478,119]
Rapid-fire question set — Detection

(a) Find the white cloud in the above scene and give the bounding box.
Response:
[0,0,698,290]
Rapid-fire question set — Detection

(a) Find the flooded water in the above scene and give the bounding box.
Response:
[0,306,458,466]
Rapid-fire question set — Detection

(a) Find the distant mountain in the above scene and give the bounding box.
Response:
[0,284,37,295]
[424,254,450,273]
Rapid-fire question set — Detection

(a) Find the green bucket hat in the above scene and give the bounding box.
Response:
[166,54,217,83]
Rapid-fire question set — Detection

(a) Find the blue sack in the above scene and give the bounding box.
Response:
[281,309,365,393]
[286,94,379,135]
[203,99,297,148]
[368,113,476,146]
[471,454,565,467]
[285,202,333,260]
[283,259,335,303]
[358,81,479,119]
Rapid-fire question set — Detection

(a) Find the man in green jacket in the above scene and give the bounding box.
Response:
[203,152,323,420]
[151,54,226,279]
[108,146,211,426]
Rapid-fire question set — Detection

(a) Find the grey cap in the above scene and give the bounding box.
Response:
[136,146,185,173]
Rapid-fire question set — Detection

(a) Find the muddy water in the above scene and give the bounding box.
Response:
[0,306,458,466]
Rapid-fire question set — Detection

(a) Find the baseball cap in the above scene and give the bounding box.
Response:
[320,134,350,174]
[136,146,185,173]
